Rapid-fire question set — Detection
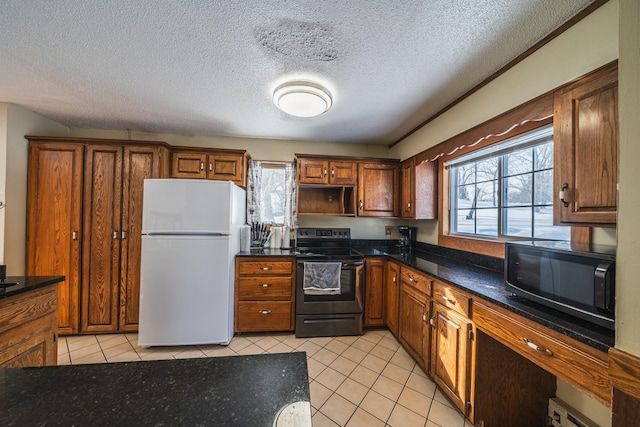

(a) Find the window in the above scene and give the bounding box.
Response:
[246,161,297,227]
[448,125,569,241]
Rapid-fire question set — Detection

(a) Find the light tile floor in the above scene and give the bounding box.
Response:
[58,329,471,427]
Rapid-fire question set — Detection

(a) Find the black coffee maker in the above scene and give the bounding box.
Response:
[397,226,417,250]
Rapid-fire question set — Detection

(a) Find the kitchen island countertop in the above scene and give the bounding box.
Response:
[0,276,64,299]
[1,352,311,426]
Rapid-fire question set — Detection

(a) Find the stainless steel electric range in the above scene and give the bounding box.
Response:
[294,228,364,338]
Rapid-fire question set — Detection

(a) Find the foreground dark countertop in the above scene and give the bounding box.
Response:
[1,352,310,426]
[0,276,64,299]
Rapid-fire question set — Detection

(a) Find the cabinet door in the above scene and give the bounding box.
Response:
[364,259,385,327]
[26,143,83,335]
[171,151,207,178]
[298,158,329,184]
[400,158,415,218]
[430,302,474,415]
[385,261,400,336]
[207,153,244,185]
[82,145,122,333]
[119,145,164,331]
[554,62,618,226]
[399,283,430,369]
[329,161,357,185]
[357,162,399,217]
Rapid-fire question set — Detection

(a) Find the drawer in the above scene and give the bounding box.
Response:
[237,259,293,276]
[237,276,292,300]
[432,280,470,317]
[473,301,610,406]
[400,267,432,296]
[236,301,292,332]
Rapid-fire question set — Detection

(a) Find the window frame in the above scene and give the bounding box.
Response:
[447,125,566,241]
[435,94,555,258]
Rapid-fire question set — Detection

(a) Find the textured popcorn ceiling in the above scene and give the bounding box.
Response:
[0,1,594,145]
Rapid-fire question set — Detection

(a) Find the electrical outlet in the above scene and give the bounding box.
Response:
[384,226,392,238]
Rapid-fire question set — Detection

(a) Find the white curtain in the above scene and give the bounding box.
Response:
[246,160,297,228]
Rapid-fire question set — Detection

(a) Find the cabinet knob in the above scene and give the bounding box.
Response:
[359,200,363,209]
[408,201,411,209]
[121,230,127,240]
[113,230,118,240]
[209,162,213,171]
[558,183,569,207]
[200,162,204,170]
[331,168,335,177]
[324,168,327,177]
[72,230,78,241]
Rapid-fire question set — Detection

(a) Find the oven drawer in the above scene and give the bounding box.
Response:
[237,260,293,276]
[236,301,292,332]
[433,280,471,317]
[400,266,432,296]
[237,276,292,299]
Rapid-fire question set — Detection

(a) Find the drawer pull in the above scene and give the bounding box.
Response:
[260,267,272,271]
[260,283,272,288]
[523,338,553,356]
[409,276,418,283]
[258,309,272,315]
[441,295,457,305]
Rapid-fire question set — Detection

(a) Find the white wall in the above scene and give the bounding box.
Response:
[1,104,68,274]
[69,128,391,162]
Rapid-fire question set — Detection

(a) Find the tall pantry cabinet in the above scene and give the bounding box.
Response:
[26,136,170,334]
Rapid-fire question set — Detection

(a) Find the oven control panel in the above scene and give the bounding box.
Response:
[297,228,351,240]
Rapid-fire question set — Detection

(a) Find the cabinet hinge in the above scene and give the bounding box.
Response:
[466,401,472,415]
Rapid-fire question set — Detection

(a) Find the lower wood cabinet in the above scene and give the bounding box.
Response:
[430,301,474,416]
[398,266,432,370]
[384,261,400,336]
[364,258,385,327]
[0,286,58,367]
[473,300,610,406]
[234,257,295,332]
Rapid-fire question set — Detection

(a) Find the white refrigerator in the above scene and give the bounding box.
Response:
[138,179,246,346]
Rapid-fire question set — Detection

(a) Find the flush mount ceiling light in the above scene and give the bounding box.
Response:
[273,81,333,118]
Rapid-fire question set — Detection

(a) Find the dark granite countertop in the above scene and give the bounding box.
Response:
[237,248,298,257]
[1,352,310,426]
[0,276,64,299]
[383,248,614,353]
[236,240,614,352]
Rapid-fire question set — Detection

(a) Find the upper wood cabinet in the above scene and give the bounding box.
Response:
[297,157,357,185]
[400,156,437,219]
[358,161,399,217]
[26,136,170,334]
[171,148,249,187]
[553,61,618,226]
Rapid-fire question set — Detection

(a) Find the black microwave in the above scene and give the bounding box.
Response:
[505,240,615,330]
